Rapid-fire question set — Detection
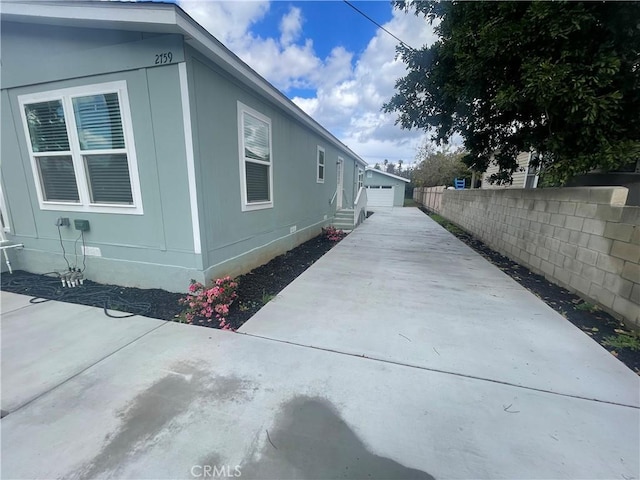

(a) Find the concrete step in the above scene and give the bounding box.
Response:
[332,225,354,232]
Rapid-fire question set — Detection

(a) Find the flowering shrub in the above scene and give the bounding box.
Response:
[179,277,238,330]
[322,226,346,242]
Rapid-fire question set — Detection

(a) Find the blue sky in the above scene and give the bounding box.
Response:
[175,0,436,166]
[250,1,393,98]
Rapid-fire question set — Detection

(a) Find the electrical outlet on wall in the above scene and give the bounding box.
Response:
[74,219,90,231]
[290,225,297,234]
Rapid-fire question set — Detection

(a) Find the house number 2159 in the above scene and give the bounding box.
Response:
[155,52,173,64]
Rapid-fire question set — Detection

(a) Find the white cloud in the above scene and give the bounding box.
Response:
[178,1,437,165]
[177,0,270,46]
[291,7,438,164]
[279,6,302,46]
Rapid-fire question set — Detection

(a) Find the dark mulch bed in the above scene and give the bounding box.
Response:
[1,233,340,330]
[419,206,640,374]
[1,270,184,320]
[188,234,338,330]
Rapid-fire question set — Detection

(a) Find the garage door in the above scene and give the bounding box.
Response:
[366,186,395,207]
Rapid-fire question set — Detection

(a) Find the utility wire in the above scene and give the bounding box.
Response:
[342,0,416,51]
[81,230,87,273]
[2,271,152,318]
[57,225,71,270]
[73,231,82,270]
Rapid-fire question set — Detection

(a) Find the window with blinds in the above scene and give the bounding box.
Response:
[24,100,80,202]
[239,103,273,211]
[19,82,141,214]
[317,146,325,183]
[73,93,133,204]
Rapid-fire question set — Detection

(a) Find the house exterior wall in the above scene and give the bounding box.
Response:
[364,170,406,206]
[482,152,531,189]
[0,22,201,291]
[181,47,364,282]
[414,185,639,330]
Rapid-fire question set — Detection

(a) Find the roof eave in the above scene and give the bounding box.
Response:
[173,9,366,166]
[365,167,410,182]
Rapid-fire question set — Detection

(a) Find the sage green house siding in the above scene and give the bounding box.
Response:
[1,22,201,290]
[184,49,363,280]
[0,3,366,292]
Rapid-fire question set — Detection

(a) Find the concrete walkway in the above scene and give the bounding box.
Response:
[241,208,639,406]
[1,207,639,480]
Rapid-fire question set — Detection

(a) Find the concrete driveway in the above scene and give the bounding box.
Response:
[1,207,639,480]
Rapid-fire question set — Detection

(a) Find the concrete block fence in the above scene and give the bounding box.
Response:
[414,186,640,329]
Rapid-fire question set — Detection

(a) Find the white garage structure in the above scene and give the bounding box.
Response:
[364,167,410,207]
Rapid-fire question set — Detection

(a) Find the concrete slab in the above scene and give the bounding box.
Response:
[241,208,640,407]
[1,292,165,413]
[0,290,36,314]
[2,322,638,480]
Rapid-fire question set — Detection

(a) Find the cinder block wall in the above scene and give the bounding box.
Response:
[416,186,639,329]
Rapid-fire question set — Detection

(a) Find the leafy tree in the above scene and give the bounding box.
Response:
[383,1,640,184]
[386,162,397,174]
[412,144,469,187]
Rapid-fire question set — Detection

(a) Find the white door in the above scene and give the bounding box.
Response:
[336,158,344,209]
[366,186,395,207]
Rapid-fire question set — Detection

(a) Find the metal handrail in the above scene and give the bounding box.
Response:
[353,186,367,227]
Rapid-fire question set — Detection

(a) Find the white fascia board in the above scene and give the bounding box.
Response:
[365,167,410,182]
[0,1,179,31]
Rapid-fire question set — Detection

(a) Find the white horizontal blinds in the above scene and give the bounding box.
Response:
[37,156,79,201]
[73,93,133,204]
[24,100,70,152]
[84,155,134,204]
[245,162,270,202]
[243,113,270,162]
[23,100,80,202]
[243,112,270,202]
[318,148,325,180]
[73,93,125,150]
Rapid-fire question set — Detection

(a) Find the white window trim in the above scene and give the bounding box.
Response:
[18,81,143,215]
[316,145,325,183]
[237,101,274,212]
[524,151,540,189]
[0,183,10,233]
[357,168,364,190]
[178,62,202,255]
